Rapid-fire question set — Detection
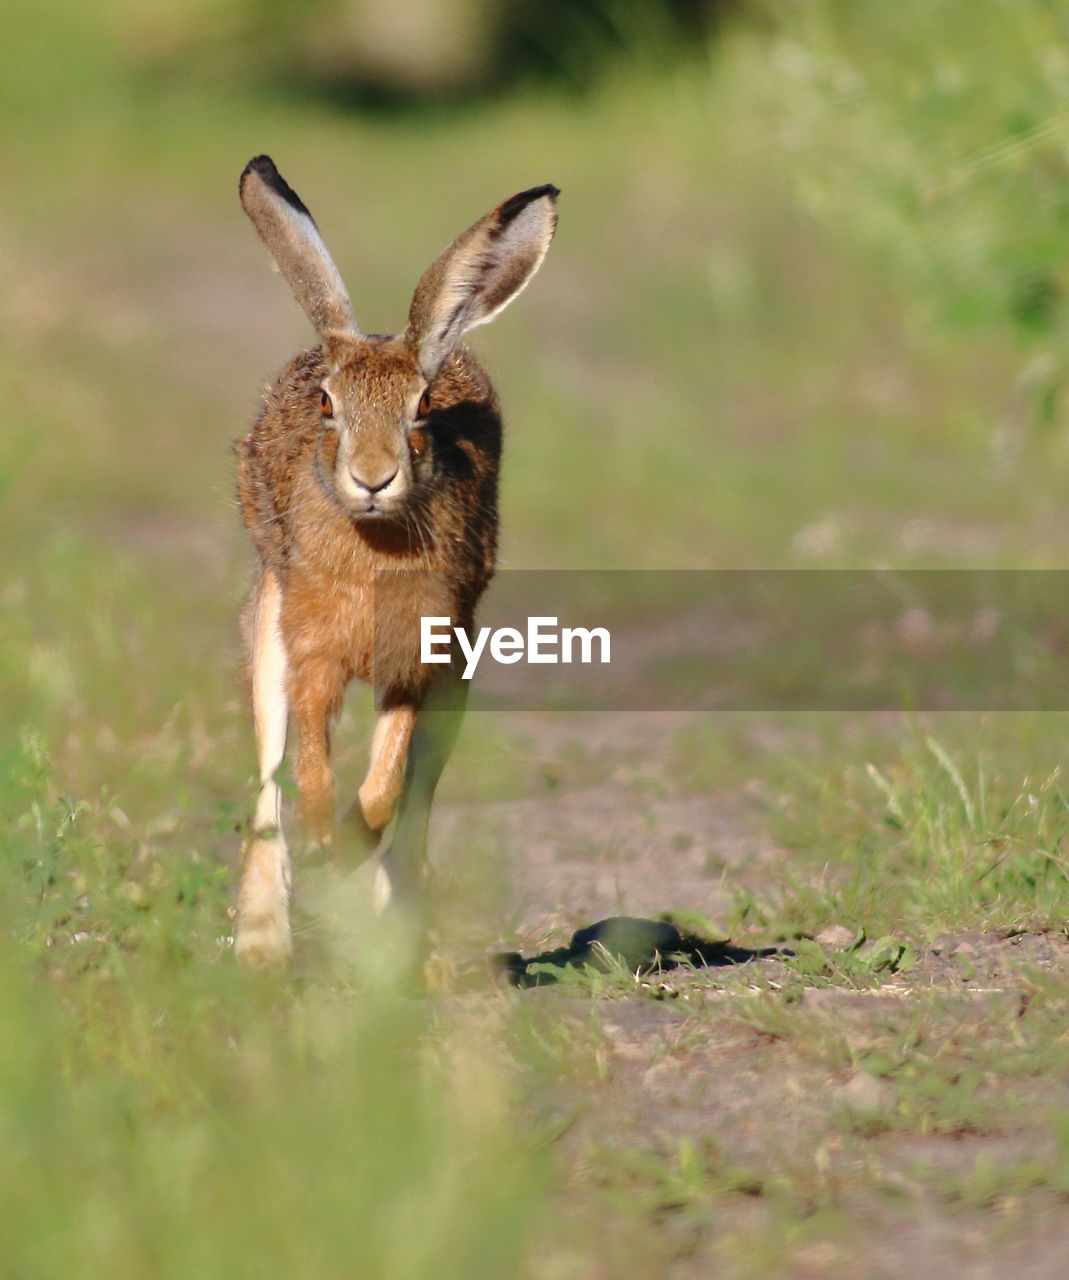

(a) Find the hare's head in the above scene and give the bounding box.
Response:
[240,156,558,520]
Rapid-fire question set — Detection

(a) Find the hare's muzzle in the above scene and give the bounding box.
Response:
[335,454,408,516]
[349,463,399,496]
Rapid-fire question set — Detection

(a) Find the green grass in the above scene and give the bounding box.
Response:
[1,733,549,1279]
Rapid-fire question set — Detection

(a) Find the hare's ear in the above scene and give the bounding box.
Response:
[239,155,360,341]
[406,184,559,381]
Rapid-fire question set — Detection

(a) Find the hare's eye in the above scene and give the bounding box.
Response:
[320,390,334,418]
[417,389,432,419]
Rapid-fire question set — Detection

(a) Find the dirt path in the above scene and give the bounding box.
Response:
[428,712,1069,1279]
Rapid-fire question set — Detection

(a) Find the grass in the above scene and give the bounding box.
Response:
[2,733,548,1280]
[7,0,1069,1275]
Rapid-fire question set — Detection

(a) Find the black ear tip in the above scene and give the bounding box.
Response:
[523,183,560,203]
[241,155,277,182]
[497,183,561,226]
[238,155,313,219]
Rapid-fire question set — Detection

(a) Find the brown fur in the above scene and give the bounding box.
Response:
[231,157,557,965]
[236,339,500,836]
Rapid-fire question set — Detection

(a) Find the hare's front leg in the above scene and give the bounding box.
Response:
[355,696,416,835]
[340,697,415,863]
[374,675,467,913]
[289,655,345,846]
[236,571,293,967]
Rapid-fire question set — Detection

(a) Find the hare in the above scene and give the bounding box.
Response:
[233,156,558,967]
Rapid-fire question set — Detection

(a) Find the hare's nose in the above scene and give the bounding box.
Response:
[350,465,398,495]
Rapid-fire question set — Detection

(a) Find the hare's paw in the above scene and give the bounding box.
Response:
[296,798,335,849]
[356,777,398,837]
[234,911,292,969]
[236,831,292,968]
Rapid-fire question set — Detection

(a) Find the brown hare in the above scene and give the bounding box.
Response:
[233,156,558,967]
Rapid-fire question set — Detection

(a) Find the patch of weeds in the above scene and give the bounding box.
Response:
[730,987,1044,1142]
[587,1132,869,1279]
[525,944,668,999]
[833,998,1045,1137]
[751,730,1069,944]
[909,1118,1069,1209]
[2,737,230,979]
[787,932,917,986]
[512,1002,616,1087]
[660,907,729,943]
[592,1135,781,1230]
[982,975,1069,1081]
[729,991,837,1047]
[842,1065,999,1139]
[721,877,849,943]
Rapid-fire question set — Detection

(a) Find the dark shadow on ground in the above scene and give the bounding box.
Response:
[490,916,789,988]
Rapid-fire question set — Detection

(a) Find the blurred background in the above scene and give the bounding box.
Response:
[9,0,1069,580]
[7,0,1069,786]
[5,3,1069,1275]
